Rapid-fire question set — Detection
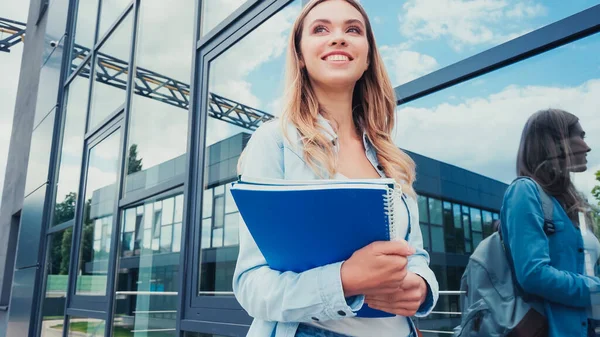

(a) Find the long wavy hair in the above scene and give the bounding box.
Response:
[280,0,416,196]
[517,108,586,221]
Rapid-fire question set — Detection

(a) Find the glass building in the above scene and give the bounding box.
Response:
[0,1,598,336]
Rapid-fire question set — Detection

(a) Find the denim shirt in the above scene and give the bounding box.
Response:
[500,178,600,337]
[233,116,439,337]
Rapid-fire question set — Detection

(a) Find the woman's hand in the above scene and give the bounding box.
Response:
[364,272,428,317]
[340,241,415,297]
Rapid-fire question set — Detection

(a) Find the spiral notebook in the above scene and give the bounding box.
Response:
[230,176,411,318]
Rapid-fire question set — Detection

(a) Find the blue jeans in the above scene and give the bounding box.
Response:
[294,323,416,337]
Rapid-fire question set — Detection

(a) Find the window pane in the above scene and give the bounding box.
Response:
[224,213,240,246]
[66,317,105,336]
[53,73,91,227]
[39,229,72,337]
[428,198,442,225]
[201,0,249,37]
[462,213,471,239]
[198,0,302,295]
[482,210,494,237]
[174,194,184,223]
[88,13,133,131]
[162,197,175,225]
[420,224,430,250]
[473,232,484,250]
[124,0,194,195]
[98,0,130,40]
[470,207,483,231]
[358,1,597,87]
[76,130,121,295]
[453,204,462,229]
[70,0,98,73]
[213,195,225,228]
[430,226,445,253]
[417,195,428,222]
[112,194,182,337]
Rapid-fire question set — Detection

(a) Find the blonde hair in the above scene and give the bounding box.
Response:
[280,0,416,196]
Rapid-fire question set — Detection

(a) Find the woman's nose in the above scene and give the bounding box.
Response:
[329,32,347,46]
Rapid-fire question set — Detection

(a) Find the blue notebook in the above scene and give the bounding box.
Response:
[230,177,411,318]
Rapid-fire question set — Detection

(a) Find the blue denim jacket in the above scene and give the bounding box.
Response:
[501,178,600,337]
[233,116,439,337]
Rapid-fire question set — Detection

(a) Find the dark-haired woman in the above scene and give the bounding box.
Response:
[501,108,600,337]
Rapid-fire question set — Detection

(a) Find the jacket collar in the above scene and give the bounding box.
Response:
[316,114,375,154]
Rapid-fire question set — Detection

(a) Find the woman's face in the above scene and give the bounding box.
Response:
[568,121,591,172]
[299,0,370,90]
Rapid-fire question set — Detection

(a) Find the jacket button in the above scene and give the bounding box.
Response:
[579,248,584,253]
[377,165,383,171]
[311,317,319,322]
[337,310,346,316]
[582,321,587,326]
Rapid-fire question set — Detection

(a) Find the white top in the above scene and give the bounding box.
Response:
[580,212,600,320]
[304,173,412,337]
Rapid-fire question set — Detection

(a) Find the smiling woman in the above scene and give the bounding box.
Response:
[231,1,438,337]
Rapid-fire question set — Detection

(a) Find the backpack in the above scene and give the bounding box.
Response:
[453,177,553,337]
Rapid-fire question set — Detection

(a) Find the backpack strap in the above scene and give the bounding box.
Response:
[533,182,555,234]
[515,177,555,234]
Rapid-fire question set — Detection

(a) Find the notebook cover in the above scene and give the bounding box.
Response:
[230,184,395,318]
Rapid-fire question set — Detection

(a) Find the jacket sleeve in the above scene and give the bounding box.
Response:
[503,179,600,308]
[405,196,439,317]
[232,123,364,323]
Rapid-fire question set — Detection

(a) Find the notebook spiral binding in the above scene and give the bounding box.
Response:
[383,185,401,241]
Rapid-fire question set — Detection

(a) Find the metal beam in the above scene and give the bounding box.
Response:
[394,4,600,105]
[0,17,26,53]
[0,17,275,132]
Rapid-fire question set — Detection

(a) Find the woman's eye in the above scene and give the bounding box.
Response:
[314,25,327,33]
[347,26,362,34]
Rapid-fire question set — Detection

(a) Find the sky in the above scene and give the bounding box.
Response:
[204,0,600,202]
[0,1,30,209]
[1,0,599,209]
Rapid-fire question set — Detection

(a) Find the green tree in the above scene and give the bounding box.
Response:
[127,144,143,174]
[60,227,73,275]
[592,169,600,206]
[53,192,77,226]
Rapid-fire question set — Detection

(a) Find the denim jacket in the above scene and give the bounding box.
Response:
[501,178,600,337]
[233,116,439,337]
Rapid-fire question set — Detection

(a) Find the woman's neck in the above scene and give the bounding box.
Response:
[312,82,359,140]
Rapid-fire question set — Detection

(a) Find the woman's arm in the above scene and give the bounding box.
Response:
[232,122,364,322]
[504,179,600,307]
[405,196,439,317]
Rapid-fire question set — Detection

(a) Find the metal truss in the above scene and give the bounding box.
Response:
[0,17,275,132]
[0,17,26,53]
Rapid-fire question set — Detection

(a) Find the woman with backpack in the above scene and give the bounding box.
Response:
[502,108,600,337]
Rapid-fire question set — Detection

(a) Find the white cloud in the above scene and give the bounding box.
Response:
[380,44,439,85]
[394,79,600,201]
[204,4,301,146]
[398,0,547,50]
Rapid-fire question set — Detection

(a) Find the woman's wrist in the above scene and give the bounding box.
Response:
[340,261,360,297]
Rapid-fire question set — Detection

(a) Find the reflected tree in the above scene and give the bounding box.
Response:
[54,192,77,226]
[127,143,143,174]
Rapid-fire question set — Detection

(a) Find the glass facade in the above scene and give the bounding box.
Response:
[2,1,599,337]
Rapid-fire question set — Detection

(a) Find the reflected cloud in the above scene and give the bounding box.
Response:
[399,0,547,50]
[395,79,600,201]
[380,44,438,85]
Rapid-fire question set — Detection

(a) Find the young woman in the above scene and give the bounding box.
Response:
[233,0,438,336]
[501,108,600,337]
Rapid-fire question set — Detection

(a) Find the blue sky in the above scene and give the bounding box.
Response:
[210,0,600,200]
